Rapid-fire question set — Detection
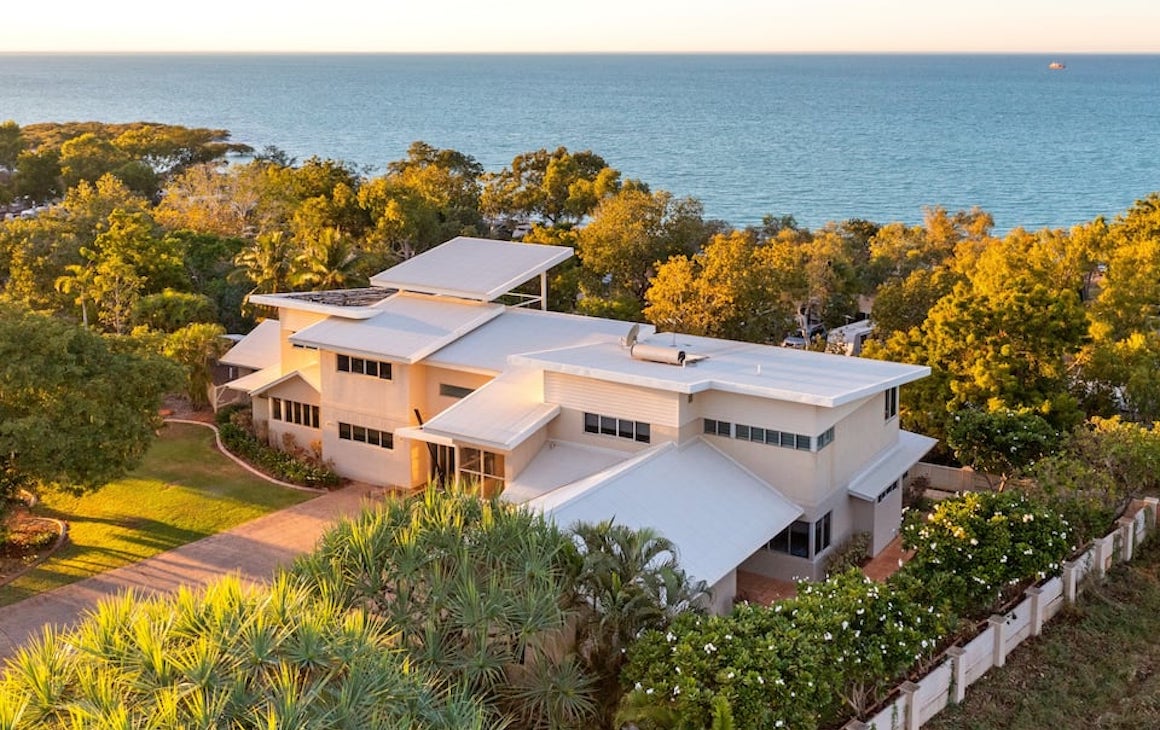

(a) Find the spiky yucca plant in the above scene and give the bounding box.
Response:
[294,485,598,729]
[0,575,487,729]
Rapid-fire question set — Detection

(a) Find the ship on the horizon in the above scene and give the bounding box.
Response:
[1048,61,1066,70]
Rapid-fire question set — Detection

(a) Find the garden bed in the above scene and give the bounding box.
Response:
[0,504,65,585]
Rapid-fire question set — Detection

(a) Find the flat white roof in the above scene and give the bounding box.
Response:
[370,237,574,301]
[219,319,281,370]
[848,430,938,501]
[526,439,802,587]
[502,441,632,505]
[512,332,930,408]
[427,307,655,374]
[412,369,559,452]
[289,292,504,364]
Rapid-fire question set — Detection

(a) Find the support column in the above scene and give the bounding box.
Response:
[540,271,548,311]
[1119,517,1136,563]
[1062,560,1079,603]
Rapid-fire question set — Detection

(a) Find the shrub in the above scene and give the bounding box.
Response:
[824,531,871,577]
[620,570,949,729]
[898,491,1070,618]
[218,420,340,489]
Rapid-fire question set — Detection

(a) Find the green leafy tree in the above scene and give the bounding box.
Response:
[0,302,179,495]
[578,188,708,307]
[0,576,488,728]
[58,132,129,190]
[132,289,218,332]
[946,407,1060,489]
[644,229,794,342]
[13,148,61,202]
[0,119,23,169]
[482,146,619,226]
[162,322,231,407]
[1032,416,1160,544]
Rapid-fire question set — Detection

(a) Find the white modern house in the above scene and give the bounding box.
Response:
[222,237,935,612]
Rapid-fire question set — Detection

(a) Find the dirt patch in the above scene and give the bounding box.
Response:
[161,395,216,424]
[0,505,63,584]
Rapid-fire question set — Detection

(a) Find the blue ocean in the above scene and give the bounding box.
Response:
[1,53,1158,231]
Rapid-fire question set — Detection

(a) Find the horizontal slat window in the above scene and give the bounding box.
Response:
[585,412,651,444]
[337,422,393,449]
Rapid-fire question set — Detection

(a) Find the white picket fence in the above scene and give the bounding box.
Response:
[845,497,1158,730]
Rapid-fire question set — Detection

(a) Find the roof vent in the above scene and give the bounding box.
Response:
[631,343,686,366]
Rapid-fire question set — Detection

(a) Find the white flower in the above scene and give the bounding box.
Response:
[727,672,735,679]
[704,643,717,653]
[646,688,654,695]
[666,631,676,642]
[824,632,833,641]
[970,538,979,546]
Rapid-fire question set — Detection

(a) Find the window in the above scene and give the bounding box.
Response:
[814,512,832,553]
[337,421,393,449]
[816,426,835,450]
[705,418,823,451]
[885,386,898,420]
[291,342,318,350]
[768,512,832,558]
[585,412,651,443]
[270,398,319,428]
[703,418,732,437]
[439,383,475,399]
[337,354,392,380]
[877,479,900,503]
[459,447,505,495]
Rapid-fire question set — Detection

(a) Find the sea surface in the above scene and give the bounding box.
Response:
[1,53,1158,232]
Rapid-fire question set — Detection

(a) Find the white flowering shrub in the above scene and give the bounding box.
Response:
[619,570,948,728]
[899,490,1070,618]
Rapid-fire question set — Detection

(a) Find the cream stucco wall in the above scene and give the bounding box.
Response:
[278,310,325,372]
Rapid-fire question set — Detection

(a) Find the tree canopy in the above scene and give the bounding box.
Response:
[0,302,180,494]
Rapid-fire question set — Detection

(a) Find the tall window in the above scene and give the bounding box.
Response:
[459,447,505,495]
[884,387,898,420]
[584,412,651,443]
[270,398,319,428]
[337,354,392,380]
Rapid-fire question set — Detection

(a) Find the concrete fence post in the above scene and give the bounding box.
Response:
[1025,586,1044,637]
[841,721,870,730]
[1143,497,1159,532]
[1119,517,1135,563]
[900,680,922,730]
[1062,560,1079,603]
[1093,538,1109,580]
[946,646,968,704]
[989,615,1007,668]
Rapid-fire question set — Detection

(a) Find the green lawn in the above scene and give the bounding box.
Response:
[925,535,1160,730]
[0,423,312,607]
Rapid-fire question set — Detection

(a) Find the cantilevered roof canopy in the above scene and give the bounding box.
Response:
[369,237,573,301]
[223,364,321,397]
[289,292,503,364]
[526,439,803,587]
[406,369,559,452]
[219,319,281,370]
[848,430,938,501]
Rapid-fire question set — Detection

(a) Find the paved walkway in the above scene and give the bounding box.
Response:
[0,483,379,662]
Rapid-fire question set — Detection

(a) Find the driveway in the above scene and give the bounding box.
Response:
[0,483,378,662]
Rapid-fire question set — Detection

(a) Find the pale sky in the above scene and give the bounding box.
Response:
[4,0,1158,53]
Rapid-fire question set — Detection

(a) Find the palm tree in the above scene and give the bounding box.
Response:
[568,520,708,725]
[230,230,295,296]
[292,226,361,290]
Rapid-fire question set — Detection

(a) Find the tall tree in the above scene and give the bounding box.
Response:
[0,302,179,495]
[577,188,708,306]
[482,146,620,226]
